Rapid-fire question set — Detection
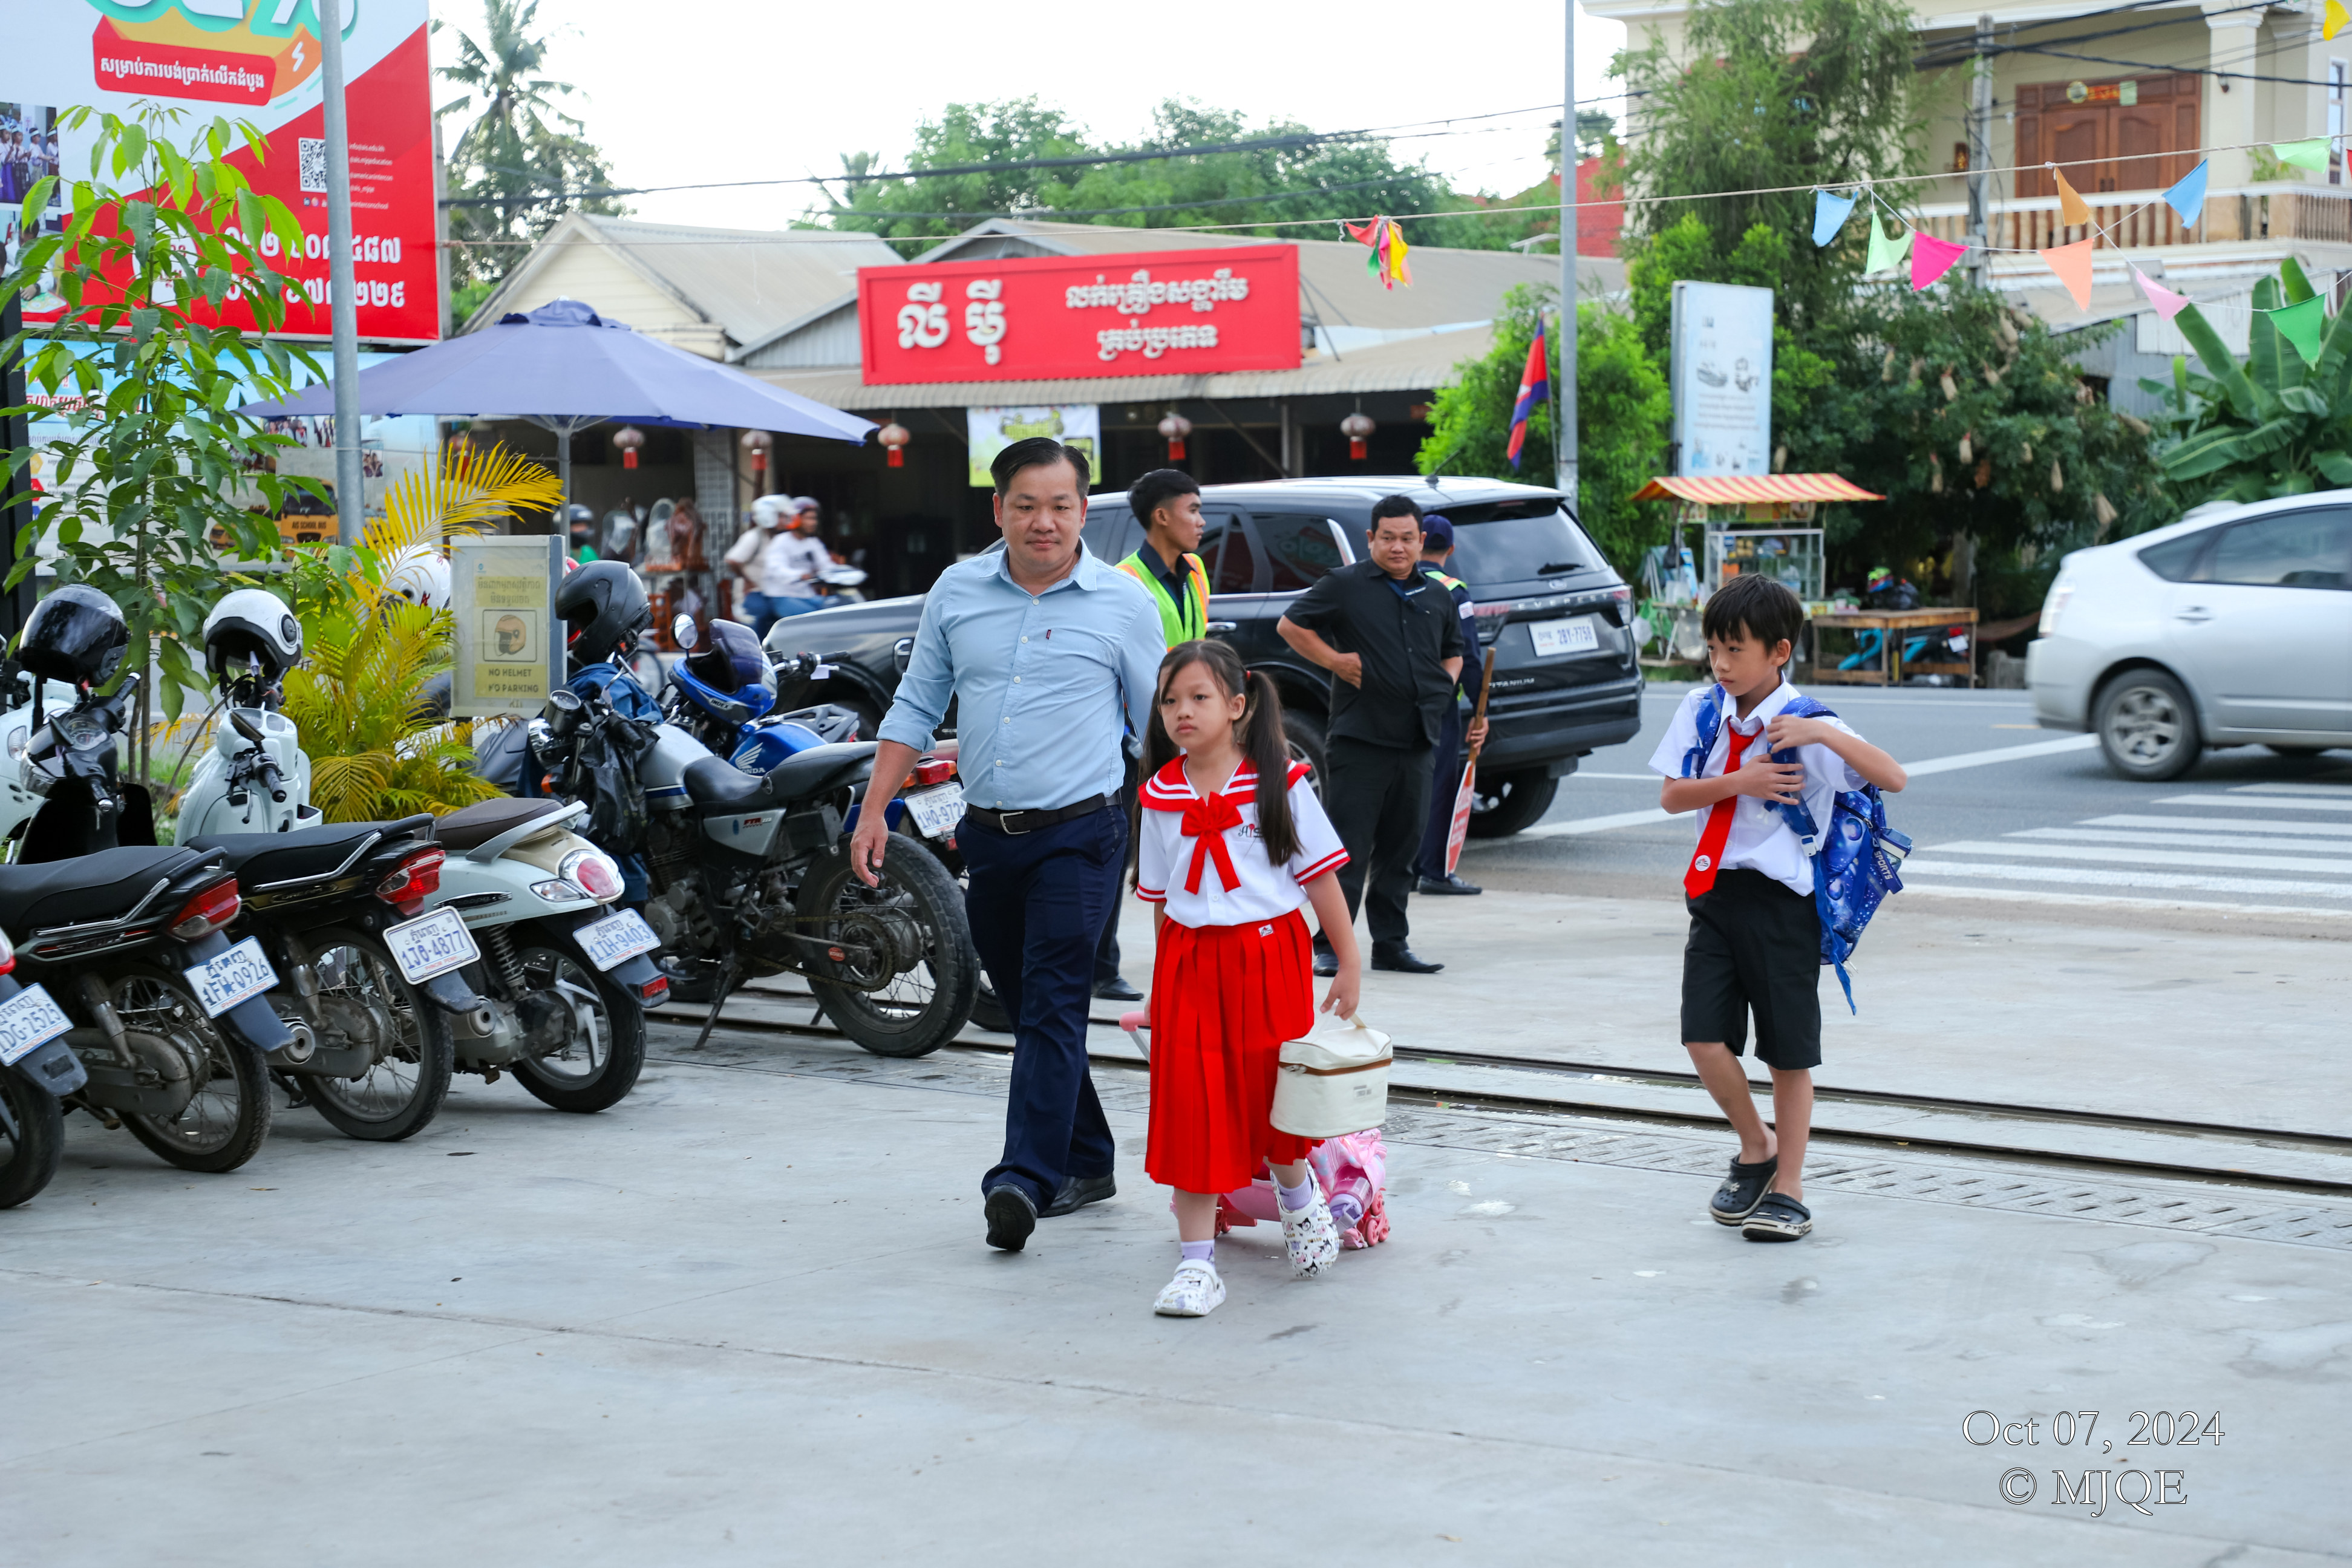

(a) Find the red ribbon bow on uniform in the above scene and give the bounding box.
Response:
[1180,793,1244,893]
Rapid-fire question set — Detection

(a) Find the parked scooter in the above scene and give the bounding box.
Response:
[1,587,300,1171]
[534,573,977,1059]
[0,923,91,1207]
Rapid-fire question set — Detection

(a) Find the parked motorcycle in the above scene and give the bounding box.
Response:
[533,579,977,1059]
[0,923,91,1207]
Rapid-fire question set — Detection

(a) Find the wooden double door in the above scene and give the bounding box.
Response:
[2016,74,2201,197]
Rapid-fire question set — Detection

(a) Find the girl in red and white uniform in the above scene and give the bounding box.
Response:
[1135,639,1362,1318]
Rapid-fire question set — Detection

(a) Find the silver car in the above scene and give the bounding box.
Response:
[2027,494,2352,780]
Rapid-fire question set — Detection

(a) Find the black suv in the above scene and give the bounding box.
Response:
[765,476,1643,837]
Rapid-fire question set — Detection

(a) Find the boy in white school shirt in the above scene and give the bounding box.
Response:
[1647,575,1907,1241]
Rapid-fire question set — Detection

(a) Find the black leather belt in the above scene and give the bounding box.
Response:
[962,794,1115,837]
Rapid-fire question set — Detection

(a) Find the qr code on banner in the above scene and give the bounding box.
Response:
[299,137,327,194]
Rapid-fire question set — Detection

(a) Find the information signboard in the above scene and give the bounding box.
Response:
[964,405,1098,488]
[450,535,561,718]
[1,0,439,345]
[1669,281,1774,478]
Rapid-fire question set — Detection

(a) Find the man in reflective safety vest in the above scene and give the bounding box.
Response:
[1115,467,1210,647]
[1416,514,1487,895]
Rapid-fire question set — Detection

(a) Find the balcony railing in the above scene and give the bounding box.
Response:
[1910,185,2352,250]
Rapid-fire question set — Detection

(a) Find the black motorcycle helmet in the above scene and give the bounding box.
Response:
[556,560,650,668]
[18,584,129,687]
[564,502,598,545]
[681,618,771,697]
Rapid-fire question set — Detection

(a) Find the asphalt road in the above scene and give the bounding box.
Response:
[1466,683,2352,929]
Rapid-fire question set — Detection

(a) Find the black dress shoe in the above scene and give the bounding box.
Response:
[1040,1172,1117,1217]
[1092,975,1143,1002]
[1371,946,1444,974]
[984,1185,1037,1251]
[1312,946,1339,978]
[1416,872,1483,896]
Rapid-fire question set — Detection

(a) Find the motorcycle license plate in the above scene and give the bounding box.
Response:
[384,907,480,985]
[1528,616,1599,658]
[182,936,279,1018]
[903,781,965,838]
[0,983,73,1068]
[577,908,659,972]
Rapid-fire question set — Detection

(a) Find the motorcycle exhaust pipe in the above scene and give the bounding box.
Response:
[451,1005,499,1039]
[267,1019,318,1068]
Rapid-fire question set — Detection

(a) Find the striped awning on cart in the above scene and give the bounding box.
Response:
[1628,474,1883,503]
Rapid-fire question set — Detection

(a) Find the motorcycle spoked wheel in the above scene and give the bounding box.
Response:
[0,1064,65,1209]
[106,965,275,1174]
[794,831,979,1059]
[296,927,456,1143]
[508,929,645,1114]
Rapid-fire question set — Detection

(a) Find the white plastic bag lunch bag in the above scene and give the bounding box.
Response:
[1270,1013,1393,1138]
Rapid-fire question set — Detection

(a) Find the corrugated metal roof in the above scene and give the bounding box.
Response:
[466,215,904,350]
[743,322,1497,411]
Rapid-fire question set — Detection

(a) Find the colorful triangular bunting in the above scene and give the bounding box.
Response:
[2267,295,2329,365]
[2327,0,2348,42]
[2163,161,2209,227]
[2039,238,2097,312]
[2273,138,2332,173]
[1812,188,1858,247]
[2052,168,2093,227]
[1865,212,1912,274]
[1912,233,1968,291]
[2132,267,2190,322]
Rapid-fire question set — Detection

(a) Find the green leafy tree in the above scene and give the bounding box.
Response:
[828,99,1515,251]
[1,103,316,773]
[436,0,625,301]
[1416,284,1670,571]
[2147,259,2352,503]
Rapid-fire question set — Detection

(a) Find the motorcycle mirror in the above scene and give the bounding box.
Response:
[673,613,699,650]
[229,711,267,746]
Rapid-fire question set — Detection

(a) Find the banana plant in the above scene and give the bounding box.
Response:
[2145,258,2352,503]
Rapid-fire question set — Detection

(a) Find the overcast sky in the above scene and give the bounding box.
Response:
[429,1,1627,237]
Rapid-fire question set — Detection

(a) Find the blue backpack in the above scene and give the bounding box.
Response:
[1681,685,1912,1011]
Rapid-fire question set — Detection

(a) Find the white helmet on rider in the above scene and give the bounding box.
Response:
[749,494,789,531]
[385,546,452,610]
[203,588,304,690]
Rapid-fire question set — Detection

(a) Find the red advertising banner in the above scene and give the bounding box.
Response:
[859,244,1301,385]
[5,1,439,345]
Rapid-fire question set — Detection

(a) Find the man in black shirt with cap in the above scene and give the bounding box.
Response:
[1278,494,1484,975]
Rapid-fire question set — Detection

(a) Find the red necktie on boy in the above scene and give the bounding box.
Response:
[1684,728,1756,898]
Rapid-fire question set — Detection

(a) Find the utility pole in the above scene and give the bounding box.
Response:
[1,292,36,642]
[1968,13,1994,292]
[1558,1,1578,507]
[319,0,364,547]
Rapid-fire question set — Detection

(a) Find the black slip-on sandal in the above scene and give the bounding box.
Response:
[1740,1192,1813,1242]
[1709,1155,1778,1226]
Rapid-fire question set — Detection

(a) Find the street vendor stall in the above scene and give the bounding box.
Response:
[1629,472,1881,665]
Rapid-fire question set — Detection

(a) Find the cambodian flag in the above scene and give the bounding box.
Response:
[1505,318,1549,469]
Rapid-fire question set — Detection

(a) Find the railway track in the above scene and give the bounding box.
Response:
[651,996,2352,1197]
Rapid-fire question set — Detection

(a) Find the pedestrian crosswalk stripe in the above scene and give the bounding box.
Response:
[2152,794,2352,812]
[1900,883,2352,919]
[2085,813,2352,837]
[1902,858,2352,899]
[2229,782,2352,796]
[2008,826,2352,855]
[1921,840,2352,876]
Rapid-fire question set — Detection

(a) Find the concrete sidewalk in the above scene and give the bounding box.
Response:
[7,1032,2348,1566]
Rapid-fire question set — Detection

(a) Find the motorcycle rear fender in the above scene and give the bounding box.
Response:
[544,906,666,1008]
[176,930,298,1057]
[11,1036,88,1099]
[419,970,494,1015]
[429,855,599,926]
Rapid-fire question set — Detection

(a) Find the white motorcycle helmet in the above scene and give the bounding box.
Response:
[385,546,452,610]
[203,588,304,697]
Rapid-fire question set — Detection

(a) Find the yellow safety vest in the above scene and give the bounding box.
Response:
[1117,548,1210,645]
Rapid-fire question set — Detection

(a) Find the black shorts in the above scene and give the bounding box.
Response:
[1681,869,1822,1071]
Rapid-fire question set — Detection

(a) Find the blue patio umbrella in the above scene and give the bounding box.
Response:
[241,298,875,503]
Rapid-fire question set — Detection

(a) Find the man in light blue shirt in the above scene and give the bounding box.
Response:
[851,437,1163,1252]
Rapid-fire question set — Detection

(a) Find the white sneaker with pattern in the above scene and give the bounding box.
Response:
[1153,1258,1226,1317]
[1280,1189,1341,1278]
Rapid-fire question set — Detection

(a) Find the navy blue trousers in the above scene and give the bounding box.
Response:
[1416,705,1466,881]
[959,806,1126,1207]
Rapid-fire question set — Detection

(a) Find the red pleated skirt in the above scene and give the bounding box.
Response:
[1146,909,1321,1194]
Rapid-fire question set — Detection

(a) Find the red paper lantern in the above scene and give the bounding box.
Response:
[740,428,772,475]
[877,420,912,468]
[1341,413,1376,462]
[1157,410,1193,462]
[611,425,644,470]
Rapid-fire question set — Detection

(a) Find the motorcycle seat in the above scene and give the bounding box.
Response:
[0,846,214,935]
[186,816,435,889]
[431,796,569,852]
[682,742,877,817]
